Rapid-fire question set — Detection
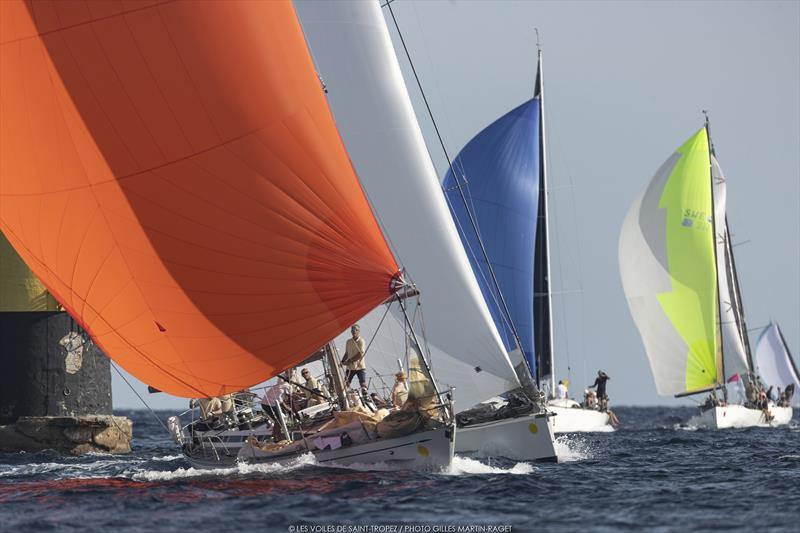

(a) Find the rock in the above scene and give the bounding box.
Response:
[0,415,133,455]
[93,418,133,453]
[63,425,94,444]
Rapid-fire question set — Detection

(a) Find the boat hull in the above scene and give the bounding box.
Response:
[454,413,557,462]
[547,400,614,433]
[688,404,793,429]
[185,425,455,471]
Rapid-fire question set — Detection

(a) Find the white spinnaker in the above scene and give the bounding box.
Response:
[619,153,695,396]
[296,0,519,411]
[711,156,750,379]
[756,322,800,407]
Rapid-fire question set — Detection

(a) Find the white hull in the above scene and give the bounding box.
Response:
[547,399,614,433]
[185,425,455,471]
[455,413,557,462]
[688,404,793,429]
[242,426,453,470]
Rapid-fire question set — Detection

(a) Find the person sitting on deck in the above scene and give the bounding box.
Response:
[192,396,223,420]
[391,371,409,409]
[300,367,323,408]
[583,389,598,409]
[588,371,611,411]
[342,324,368,393]
[757,391,774,422]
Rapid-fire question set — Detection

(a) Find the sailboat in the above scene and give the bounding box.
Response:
[442,49,612,434]
[619,121,792,429]
[0,0,454,469]
[295,0,558,462]
[755,322,800,408]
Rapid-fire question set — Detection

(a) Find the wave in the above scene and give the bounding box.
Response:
[555,435,590,462]
[444,455,535,475]
[129,453,316,481]
[149,455,183,462]
[0,458,143,480]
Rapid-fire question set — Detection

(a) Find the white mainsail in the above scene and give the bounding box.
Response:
[711,155,751,379]
[296,0,520,410]
[756,322,800,407]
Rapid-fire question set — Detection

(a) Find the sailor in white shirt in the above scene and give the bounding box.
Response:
[556,380,568,400]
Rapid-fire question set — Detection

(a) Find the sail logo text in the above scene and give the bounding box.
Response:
[681,208,712,230]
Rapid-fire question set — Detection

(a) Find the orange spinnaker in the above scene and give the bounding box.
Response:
[0,1,399,397]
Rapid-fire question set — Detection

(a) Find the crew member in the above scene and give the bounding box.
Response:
[391,371,409,409]
[342,324,368,392]
[556,380,568,400]
[588,370,611,411]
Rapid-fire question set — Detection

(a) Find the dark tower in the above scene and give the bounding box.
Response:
[0,233,131,453]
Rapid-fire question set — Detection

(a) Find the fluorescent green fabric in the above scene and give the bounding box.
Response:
[1,232,58,312]
[655,128,720,391]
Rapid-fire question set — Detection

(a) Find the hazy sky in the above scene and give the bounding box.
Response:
[112,0,799,410]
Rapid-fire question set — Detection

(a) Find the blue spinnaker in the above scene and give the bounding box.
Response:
[443,98,541,378]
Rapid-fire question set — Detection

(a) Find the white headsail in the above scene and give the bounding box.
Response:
[296,0,520,410]
[756,322,800,407]
[711,155,751,380]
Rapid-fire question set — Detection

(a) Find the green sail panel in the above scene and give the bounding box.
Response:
[620,128,721,396]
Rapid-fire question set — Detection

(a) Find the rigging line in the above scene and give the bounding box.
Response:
[110,361,170,433]
[384,1,529,374]
[546,89,587,379]
[363,299,395,387]
[543,98,573,381]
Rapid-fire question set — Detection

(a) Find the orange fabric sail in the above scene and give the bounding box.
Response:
[0,0,399,397]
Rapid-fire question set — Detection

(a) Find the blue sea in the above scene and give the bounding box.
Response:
[1,407,798,532]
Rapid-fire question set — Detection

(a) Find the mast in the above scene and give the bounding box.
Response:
[324,343,349,410]
[704,112,726,389]
[533,43,556,397]
[723,218,754,371]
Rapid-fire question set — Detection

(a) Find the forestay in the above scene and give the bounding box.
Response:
[619,128,721,396]
[296,0,520,411]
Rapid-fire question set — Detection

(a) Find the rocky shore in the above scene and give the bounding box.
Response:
[0,415,132,454]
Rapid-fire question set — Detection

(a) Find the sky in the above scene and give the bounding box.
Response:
[111,0,800,410]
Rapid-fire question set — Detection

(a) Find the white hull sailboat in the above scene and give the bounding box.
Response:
[0,0,461,472]
[687,404,792,430]
[296,0,559,463]
[237,426,455,471]
[455,413,556,462]
[547,399,613,433]
[441,44,613,440]
[620,118,788,429]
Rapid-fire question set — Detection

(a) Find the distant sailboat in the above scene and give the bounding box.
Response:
[619,121,792,428]
[755,322,800,408]
[0,0,455,469]
[442,49,612,434]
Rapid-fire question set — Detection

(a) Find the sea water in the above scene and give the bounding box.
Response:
[1,407,798,532]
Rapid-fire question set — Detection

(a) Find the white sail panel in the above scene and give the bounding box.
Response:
[296,0,520,410]
[756,322,800,407]
[711,156,750,379]
[620,154,693,395]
